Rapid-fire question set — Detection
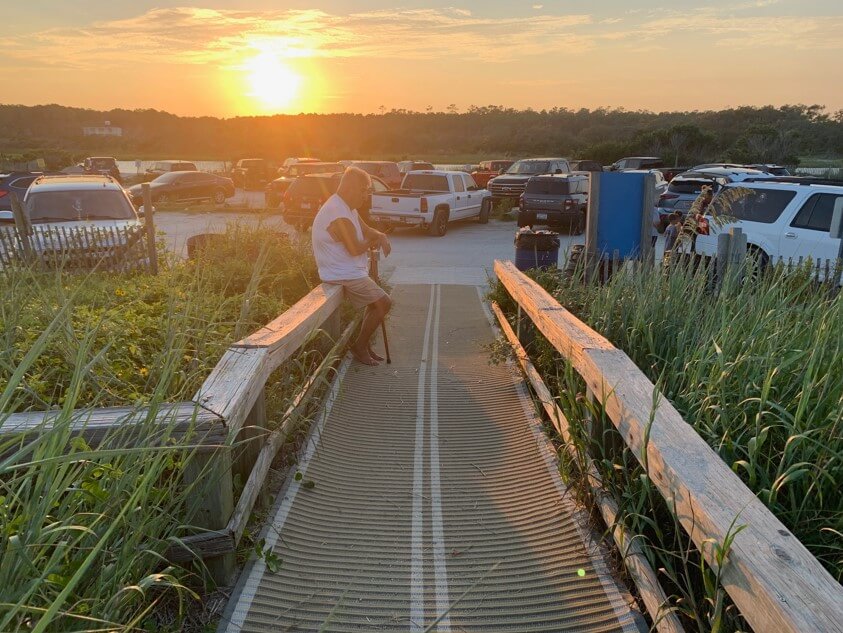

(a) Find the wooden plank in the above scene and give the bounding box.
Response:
[490,300,684,633]
[193,347,269,436]
[494,260,843,633]
[494,260,613,373]
[237,283,343,351]
[1,401,225,446]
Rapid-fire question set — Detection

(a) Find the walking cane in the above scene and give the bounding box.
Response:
[368,247,392,364]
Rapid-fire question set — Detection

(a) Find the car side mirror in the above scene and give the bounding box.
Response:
[831,198,843,239]
[498,169,506,175]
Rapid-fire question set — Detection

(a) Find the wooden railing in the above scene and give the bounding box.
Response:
[493,259,843,633]
[0,282,351,585]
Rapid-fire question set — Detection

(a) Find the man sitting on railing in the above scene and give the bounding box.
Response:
[312,166,392,366]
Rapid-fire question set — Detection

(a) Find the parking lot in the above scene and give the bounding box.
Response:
[154,187,671,282]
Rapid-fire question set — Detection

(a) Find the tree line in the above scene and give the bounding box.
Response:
[1,103,841,170]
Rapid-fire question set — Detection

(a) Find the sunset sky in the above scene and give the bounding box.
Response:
[4,0,842,117]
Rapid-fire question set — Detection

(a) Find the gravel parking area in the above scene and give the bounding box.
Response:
[154,190,664,277]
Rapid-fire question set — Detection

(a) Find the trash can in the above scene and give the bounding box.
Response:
[514,229,560,271]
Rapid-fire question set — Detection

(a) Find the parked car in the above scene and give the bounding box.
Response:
[2,174,145,265]
[0,171,63,214]
[232,159,275,189]
[352,161,403,189]
[748,164,792,176]
[83,157,122,183]
[265,162,345,208]
[471,160,515,188]
[487,158,572,203]
[127,171,235,206]
[696,178,843,283]
[517,173,589,234]
[657,167,775,230]
[570,159,603,172]
[370,170,492,236]
[656,173,718,230]
[281,173,390,229]
[145,160,198,176]
[608,156,664,171]
[398,161,436,176]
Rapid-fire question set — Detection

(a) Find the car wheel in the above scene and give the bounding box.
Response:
[428,208,449,237]
[213,188,226,204]
[746,246,770,285]
[478,198,491,224]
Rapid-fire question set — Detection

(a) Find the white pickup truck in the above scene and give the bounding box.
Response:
[369,170,493,236]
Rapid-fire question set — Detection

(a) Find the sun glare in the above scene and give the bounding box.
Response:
[244,53,301,111]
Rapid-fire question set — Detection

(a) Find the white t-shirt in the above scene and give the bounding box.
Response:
[311,194,368,281]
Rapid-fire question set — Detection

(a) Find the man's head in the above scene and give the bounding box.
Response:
[670,212,682,224]
[337,166,372,211]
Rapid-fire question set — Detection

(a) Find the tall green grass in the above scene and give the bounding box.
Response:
[0,224,319,631]
[491,259,842,631]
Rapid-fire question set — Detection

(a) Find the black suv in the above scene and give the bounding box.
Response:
[517,173,589,234]
[488,158,571,202]
[83,157,122,183]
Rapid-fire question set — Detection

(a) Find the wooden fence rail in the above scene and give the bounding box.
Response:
[493,259,843,633]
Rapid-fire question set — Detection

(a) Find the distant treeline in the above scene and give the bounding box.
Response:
[1,103,842,169]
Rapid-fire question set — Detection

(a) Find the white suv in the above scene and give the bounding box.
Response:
[697,178,842,282]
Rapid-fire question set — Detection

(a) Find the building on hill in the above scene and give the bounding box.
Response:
[82,120,122,137]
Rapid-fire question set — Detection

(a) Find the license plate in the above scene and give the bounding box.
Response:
[536,213,548,220]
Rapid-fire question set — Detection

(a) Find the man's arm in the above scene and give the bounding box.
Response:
[327,218,374,257]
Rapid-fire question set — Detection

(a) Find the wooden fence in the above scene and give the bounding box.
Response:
[0,282,350,585]
[493,259,843,633]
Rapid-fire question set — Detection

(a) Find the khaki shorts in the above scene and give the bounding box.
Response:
[328,277,388,309]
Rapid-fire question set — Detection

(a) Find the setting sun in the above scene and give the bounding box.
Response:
[244,53,302,111]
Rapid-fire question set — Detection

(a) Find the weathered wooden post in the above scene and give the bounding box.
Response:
[584,171,601,284]
[234,389,269,510]
[728,226,747,285]
[10,193,34,264]
[715,232,731,291]
[141,183,159,275]
[183,444,236,587]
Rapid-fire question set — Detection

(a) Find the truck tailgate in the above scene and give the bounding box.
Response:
[370,192,426,216]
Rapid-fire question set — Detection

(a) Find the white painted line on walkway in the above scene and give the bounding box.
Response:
[429,284,452,631]
[411,285,436,632]
[223,359,351,633]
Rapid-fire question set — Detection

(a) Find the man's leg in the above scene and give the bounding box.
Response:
[350,295,392,365]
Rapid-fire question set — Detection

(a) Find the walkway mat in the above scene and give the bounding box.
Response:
[220,283,640,632]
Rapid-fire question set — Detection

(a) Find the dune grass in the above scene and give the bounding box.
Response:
[490,258,842,631]
[0,224,319,631]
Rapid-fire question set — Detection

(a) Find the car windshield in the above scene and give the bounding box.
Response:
[27,190,136,223]
[402,174,449,192]
[298,163,342,175]
[491,162,512,171]
[525,179,573,195]
[506,161,549,175]
[153,162,172,172]
[711,187,796,224]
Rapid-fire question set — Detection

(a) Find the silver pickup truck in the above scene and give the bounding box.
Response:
[369,170,492,236]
